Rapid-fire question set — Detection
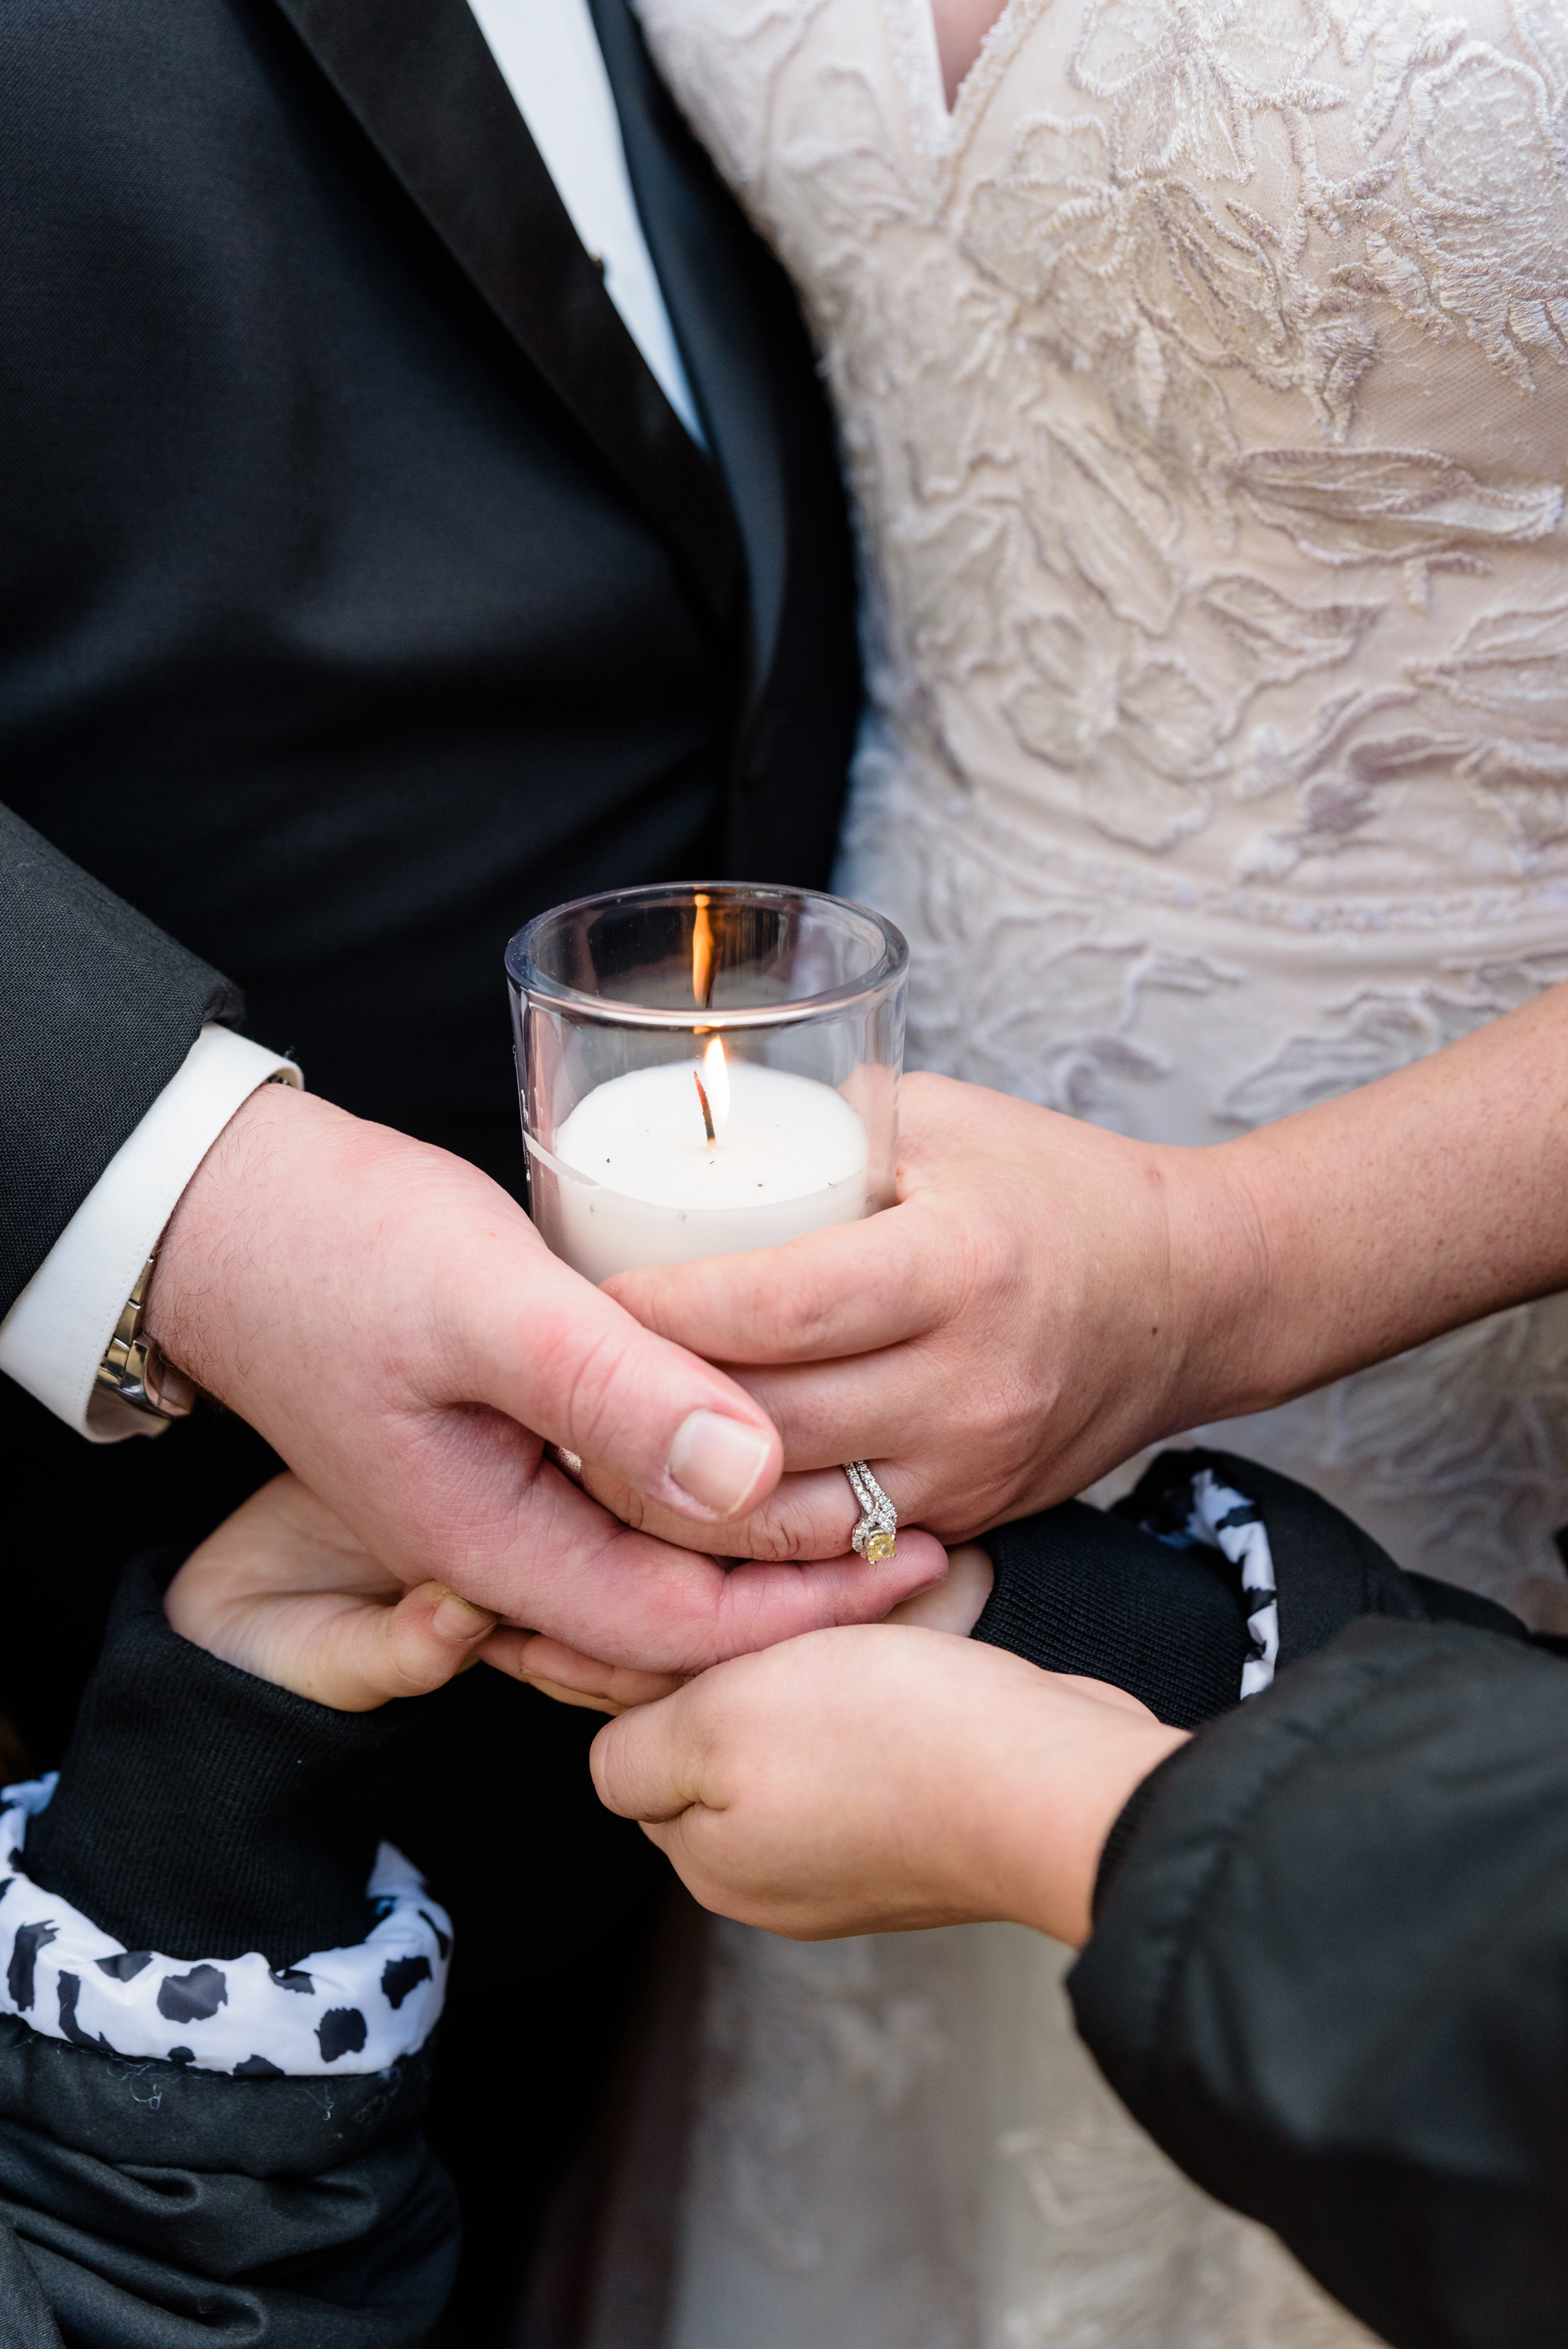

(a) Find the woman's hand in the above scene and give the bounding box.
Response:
[590,1625,1186,1946]
[588,1071,1251,1554]
[165,1472,503,1710]
[597,984,1568,1563]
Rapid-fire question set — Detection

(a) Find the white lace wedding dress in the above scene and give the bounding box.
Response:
[628,0,1568,2340]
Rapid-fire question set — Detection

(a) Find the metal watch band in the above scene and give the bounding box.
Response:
[93,1255,195,1422]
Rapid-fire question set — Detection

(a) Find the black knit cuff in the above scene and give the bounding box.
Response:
[24,1552,416,1970]
[973,1498,1251,1727]
[973,1453,1532,1744]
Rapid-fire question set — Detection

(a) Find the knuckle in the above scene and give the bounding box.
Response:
[753,1268,842,1357]
[733,1517,811,1563]
[385,1635,439,1700]
[954,1372,1040,1476]
[559,1324,642,1455]
[582,1462,652,1532]
[989,1369,1042,1452]
[952,1218,1018,1310]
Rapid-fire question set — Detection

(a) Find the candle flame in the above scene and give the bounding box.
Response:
[702,1033,730,1130]
[691,894,715,1009]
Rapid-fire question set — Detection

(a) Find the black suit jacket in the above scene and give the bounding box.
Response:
[0,10,859,2325]
[0,0,860,1311]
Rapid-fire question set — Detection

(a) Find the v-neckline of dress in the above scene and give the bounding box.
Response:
[884,0,1054,172]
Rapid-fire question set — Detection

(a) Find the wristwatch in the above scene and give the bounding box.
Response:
[93,1254,196,1422]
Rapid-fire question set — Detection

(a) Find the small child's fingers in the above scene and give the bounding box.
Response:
[337,1582,496,1708]
[883,1543,994,1633]
[480,1628,687,1715]
[215,1585,496,1712]
[589,1688,707,1823]
[499,1665,626,1715]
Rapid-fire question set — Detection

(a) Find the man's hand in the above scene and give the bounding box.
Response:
[591,1071,1254,1556]
[147,1085,944,1666]
[590,1626,1186,1946]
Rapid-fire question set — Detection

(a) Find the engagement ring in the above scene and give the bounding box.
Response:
[843,1460,898,1562]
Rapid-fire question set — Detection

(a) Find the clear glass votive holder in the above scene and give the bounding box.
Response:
[506,882,909,1287]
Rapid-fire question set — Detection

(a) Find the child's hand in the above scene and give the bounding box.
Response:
[880,1541,993,1632]
[165,1472,500,1710]
[479,1630,689,1716]
[590,1626,1186,1947]
[472,1543,993,1716]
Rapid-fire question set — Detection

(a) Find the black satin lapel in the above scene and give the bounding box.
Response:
[592,0,787,705]
[271,0,739,626]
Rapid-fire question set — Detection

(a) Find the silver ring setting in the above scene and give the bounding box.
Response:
[844,1461,898,1563]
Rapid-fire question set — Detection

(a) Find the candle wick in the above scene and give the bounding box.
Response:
[693,1071,717,1145]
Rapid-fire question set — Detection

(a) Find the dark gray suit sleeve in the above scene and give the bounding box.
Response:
[1069,1620,1568,2349]
[0,805,244,1314]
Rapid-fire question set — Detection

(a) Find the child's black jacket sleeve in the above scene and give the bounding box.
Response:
[1071,1617,1568,2349]
[0,1555,457,2347]
[976,1450,1568,2345]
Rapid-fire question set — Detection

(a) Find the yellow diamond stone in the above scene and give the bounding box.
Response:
[863,1529,896,1563]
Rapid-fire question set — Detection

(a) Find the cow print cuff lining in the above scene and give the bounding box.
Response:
[1138,1466,1279,1701]
[0,1777,450,2077]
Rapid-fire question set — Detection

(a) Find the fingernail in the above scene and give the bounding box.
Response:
[666,1410,773,1518]
[433,1590,493,1642]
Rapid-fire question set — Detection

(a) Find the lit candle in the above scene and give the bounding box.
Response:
[510,881,907,1291]
[548,1036,869,1286]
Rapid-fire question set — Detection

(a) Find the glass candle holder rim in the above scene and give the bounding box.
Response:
[506,880,909,1029]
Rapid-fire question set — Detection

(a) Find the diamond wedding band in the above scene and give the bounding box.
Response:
[844,1461,898,1562]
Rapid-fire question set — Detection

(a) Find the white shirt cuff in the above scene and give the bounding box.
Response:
[0,1026,301,1443]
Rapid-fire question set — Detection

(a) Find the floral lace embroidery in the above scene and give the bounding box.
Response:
[635,1,1568,2340]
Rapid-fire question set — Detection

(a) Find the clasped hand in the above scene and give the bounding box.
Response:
[142,1065,1257,1679]
[148,1068,1216,1952]
[144,1080,943,1671]
[587,1069,1258,1557]
[167,1475,1181,1951]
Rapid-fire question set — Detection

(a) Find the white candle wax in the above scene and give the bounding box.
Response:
[547,1057,869,1285]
